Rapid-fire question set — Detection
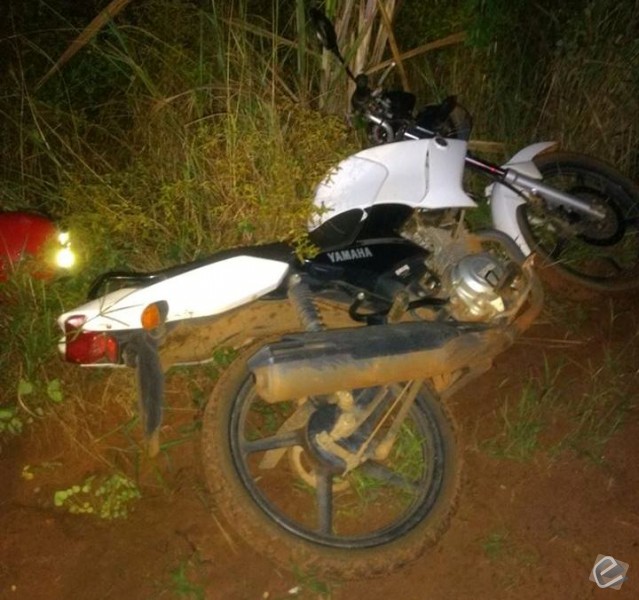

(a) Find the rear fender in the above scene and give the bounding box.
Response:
[58,255,290,333]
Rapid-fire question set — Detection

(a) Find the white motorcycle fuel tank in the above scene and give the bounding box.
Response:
[309,137,476,246]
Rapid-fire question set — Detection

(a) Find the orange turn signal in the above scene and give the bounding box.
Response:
[141,301,168,330]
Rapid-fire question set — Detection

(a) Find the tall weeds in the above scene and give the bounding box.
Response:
[0,1,354,444]
[4,2,354,273]
[395,0,638,175]
[533,1,639,173]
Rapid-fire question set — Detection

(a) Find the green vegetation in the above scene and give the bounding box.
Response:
[397,0,638,171]
[556,349,634,462]
[168,557,206,600]
[0,1,353,447]
[290,565,334,600]
[480,529,540,588]
[483,360,563,461]
[347,420,426,507]
[53,472,141,518]
[481,530,508,560]
[0,270,77,440]
[483,345,636,463]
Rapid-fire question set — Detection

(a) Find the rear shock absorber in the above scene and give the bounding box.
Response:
[287,274,325,332]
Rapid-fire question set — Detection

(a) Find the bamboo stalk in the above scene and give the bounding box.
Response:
[376,0,408,90]
[367,32,467,73]
[36,0,135,90]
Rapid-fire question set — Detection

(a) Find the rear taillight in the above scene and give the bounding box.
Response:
[64,315,119,364]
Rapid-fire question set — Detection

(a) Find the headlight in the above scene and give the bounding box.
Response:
[55,246,76,269]
[54,231,76,269]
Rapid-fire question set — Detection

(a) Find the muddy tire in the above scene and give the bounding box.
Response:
[518,152,639,291]
[201,345,460,579]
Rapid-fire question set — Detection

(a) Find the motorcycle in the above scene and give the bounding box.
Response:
[309,8,639,292]
[55,11,634,578]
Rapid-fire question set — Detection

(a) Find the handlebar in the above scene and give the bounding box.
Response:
[362,113,397,142]
[350,77,469,145]
[311,8,471,144]
[349,74,400,143]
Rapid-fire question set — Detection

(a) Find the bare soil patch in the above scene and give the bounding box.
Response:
[1,289,638,599]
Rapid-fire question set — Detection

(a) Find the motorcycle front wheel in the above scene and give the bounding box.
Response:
[518,152,639,290]
[201,347,459,578]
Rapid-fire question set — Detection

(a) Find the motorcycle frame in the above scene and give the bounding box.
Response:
[57,136,555,365]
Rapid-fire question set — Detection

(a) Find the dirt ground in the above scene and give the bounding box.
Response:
[1,286,638,600]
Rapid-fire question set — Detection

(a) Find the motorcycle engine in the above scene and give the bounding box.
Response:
[401,212,528,323]
[447,253,509,322]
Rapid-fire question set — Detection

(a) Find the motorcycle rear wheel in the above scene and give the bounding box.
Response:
[201,346,459,578]
[518,152,639,290]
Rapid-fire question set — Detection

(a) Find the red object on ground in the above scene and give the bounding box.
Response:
[0,211,57,281]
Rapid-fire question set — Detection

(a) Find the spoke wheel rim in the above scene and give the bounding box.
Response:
[228,380,447,549]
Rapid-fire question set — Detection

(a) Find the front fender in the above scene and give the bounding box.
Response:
[489,141,557,256]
